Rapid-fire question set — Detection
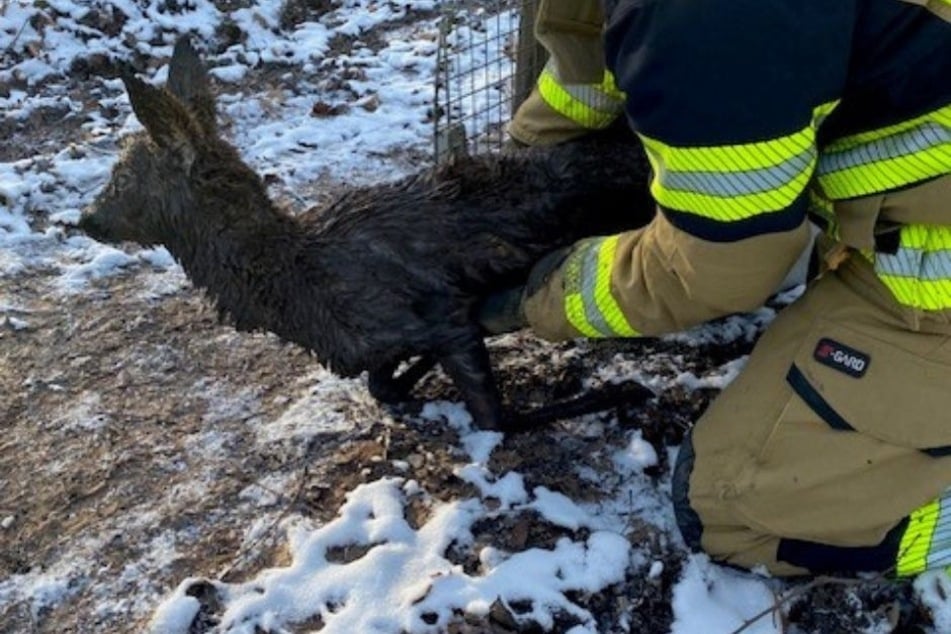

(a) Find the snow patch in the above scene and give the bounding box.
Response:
[671,555,782,634]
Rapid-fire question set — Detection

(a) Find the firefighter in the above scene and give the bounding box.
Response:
[483,0,951,576]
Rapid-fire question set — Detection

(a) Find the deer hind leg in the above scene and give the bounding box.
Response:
[367,355,438,404]
[437,335,503,431]
[504,380,655,432]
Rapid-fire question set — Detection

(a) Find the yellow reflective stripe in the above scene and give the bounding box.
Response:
[592,237,638,336]
[563,236,638,338]
[897,498,943,577]
[895,223,951,250]
[566,295,602,337]
[823,105,949,151]
[818,103,951,199]
[600,69,625,102]
[872,224,951,310]
[638,101,839,221]
[537,68,626,130]
[877,276,951,311]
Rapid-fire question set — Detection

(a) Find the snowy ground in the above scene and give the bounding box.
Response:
[1,1,948,633]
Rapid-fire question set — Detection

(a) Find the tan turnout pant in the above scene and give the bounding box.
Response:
[675,247,951,575]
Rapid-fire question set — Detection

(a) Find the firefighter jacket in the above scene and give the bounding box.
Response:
[523,0,951,340]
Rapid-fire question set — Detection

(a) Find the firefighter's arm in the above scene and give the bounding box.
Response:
[521,213,811,339]
[507,0,850,339]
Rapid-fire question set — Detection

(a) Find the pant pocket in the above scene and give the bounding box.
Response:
[733,317,951,544]
[788,318,951,453]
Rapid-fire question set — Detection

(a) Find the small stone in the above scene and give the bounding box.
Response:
[311,101,349,118]
[1,515,14,530]
[406,453,425,470]
[488,598,518,630]
[357,94,380,112]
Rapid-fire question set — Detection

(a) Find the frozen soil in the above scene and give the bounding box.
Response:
[0,257,930,633]
[0,252,688,632]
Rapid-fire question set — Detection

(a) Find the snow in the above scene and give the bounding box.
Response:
[152,478,633,634]
[258,368,376,443]
[149,595,200,634]
[1,1,941,632]
[4,315,29,330]
[673,357,749,392]
[614,430,660,472]
[671,555,782,634]
[916,571,951,633]
[146,412,789,633]
[529,486,592,531]
[49,390,112,433]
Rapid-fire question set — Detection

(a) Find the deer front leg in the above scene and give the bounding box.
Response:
[437,335,503,431]
[367,361,405,404]
[367,355,438,404]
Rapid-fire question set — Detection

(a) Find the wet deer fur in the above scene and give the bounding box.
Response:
[80,37,654,430]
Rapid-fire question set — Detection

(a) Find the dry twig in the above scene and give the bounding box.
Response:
[217,465,309,581]
[729,575,875,634]
[3,11,31,57]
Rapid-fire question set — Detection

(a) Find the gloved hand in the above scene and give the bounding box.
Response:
[478,285,527,334]
[477,246,571,335]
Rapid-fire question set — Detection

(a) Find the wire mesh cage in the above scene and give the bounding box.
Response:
[433,0,545,162]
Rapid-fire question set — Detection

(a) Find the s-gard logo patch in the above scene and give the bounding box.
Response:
[813,338,870,378]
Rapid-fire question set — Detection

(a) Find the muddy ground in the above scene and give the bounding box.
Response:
[1,260,933,633]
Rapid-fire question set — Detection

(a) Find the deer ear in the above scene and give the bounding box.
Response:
[121,71,198,165]
[166,36,217,135]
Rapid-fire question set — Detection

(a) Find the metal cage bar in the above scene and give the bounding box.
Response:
[433,0,546,162]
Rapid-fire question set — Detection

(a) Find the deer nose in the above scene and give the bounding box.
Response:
[78,213,102,238]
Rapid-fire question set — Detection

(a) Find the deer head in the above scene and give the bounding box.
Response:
[79,36,217,246]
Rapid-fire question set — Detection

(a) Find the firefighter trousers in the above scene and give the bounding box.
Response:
[673,247,951,576]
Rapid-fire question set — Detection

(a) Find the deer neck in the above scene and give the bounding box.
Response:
[166,191,308,334]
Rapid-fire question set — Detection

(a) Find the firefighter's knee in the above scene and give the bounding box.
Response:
[671,427,807,576]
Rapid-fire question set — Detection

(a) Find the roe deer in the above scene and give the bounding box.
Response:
[80,37,654,430]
